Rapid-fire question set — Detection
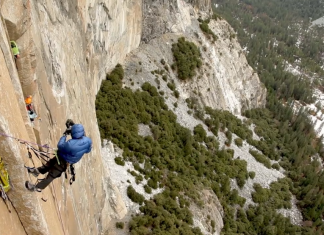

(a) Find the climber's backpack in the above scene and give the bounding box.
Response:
[0,156,11,199]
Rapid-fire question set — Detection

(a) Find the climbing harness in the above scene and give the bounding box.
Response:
[0,92,73,234]
[0,131,76,190]
[54,150,60,165]
[25,143,76,186]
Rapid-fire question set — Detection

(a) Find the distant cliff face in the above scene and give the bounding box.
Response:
[187,19,267,114]
[0,0,265,234]
[130,2,266,116]
[142,0,212,43]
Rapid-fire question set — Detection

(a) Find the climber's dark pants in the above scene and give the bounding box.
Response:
[36,156,67,189]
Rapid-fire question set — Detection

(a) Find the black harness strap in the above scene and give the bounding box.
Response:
[69,164,76,185]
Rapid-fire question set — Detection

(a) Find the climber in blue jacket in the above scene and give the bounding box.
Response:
[57,123,92,164]
[25,120,92,192]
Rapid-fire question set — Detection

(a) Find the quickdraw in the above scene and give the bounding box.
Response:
[24,142,53,165]
[0,130,76,195]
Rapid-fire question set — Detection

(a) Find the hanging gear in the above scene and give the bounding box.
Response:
[0,131,55,150]
[0,184,11,212]
[0,119,81,196]
[25,145,74,187]
[54,150,61,165]
[0,156,11,193]
[69,164,76,185]
[0,184,8,200]
[24,136,76,186]
[24,141,52,166]
[64,163,76,185]
[0,156,11,212]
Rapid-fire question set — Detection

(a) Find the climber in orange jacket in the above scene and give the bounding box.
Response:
[25,95,32,105]
[25,95,37,121]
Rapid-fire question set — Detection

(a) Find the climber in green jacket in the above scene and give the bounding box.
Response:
[10,41,20,59]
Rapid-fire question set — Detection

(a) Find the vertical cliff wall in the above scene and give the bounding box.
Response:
[0,0,265,234]
[0,0,141,234]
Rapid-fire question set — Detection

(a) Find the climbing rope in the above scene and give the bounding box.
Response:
[0,130,75,234]
[50,183,67,235]
[25,142,53,163]
[0,130,56,170]
[0,130,54,196]
[0,131,55,150]
[21,142,68,234]
[24,147,68,235]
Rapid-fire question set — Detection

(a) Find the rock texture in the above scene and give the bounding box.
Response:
[124,27,266,117]
[0,0,266,234]
[190,190,224,235]
[142,0,202,42]
[141,0,265,114]
[192,20,267,114]
[0,0,141,234]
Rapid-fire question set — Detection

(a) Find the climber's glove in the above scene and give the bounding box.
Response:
[63,127,72,136]
[64,119,75,136]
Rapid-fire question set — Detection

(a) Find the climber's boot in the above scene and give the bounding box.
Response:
[25,181,42,192]
[26,167,40,177]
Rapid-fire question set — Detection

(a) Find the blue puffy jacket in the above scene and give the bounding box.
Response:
[57,124,92,164]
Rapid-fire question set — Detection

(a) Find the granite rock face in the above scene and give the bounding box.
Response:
[187,19,267,114]
[142,0,212,43]
[0,0,140,234]
[190,190,224,235]
[141,0,265,114]
[125,24,266,117]
[0,0,265,234]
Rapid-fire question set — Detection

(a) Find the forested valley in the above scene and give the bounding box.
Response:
[213,0,324,234]
[95,0,324,234]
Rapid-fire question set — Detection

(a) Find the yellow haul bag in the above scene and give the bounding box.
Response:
[0,157,11,192]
